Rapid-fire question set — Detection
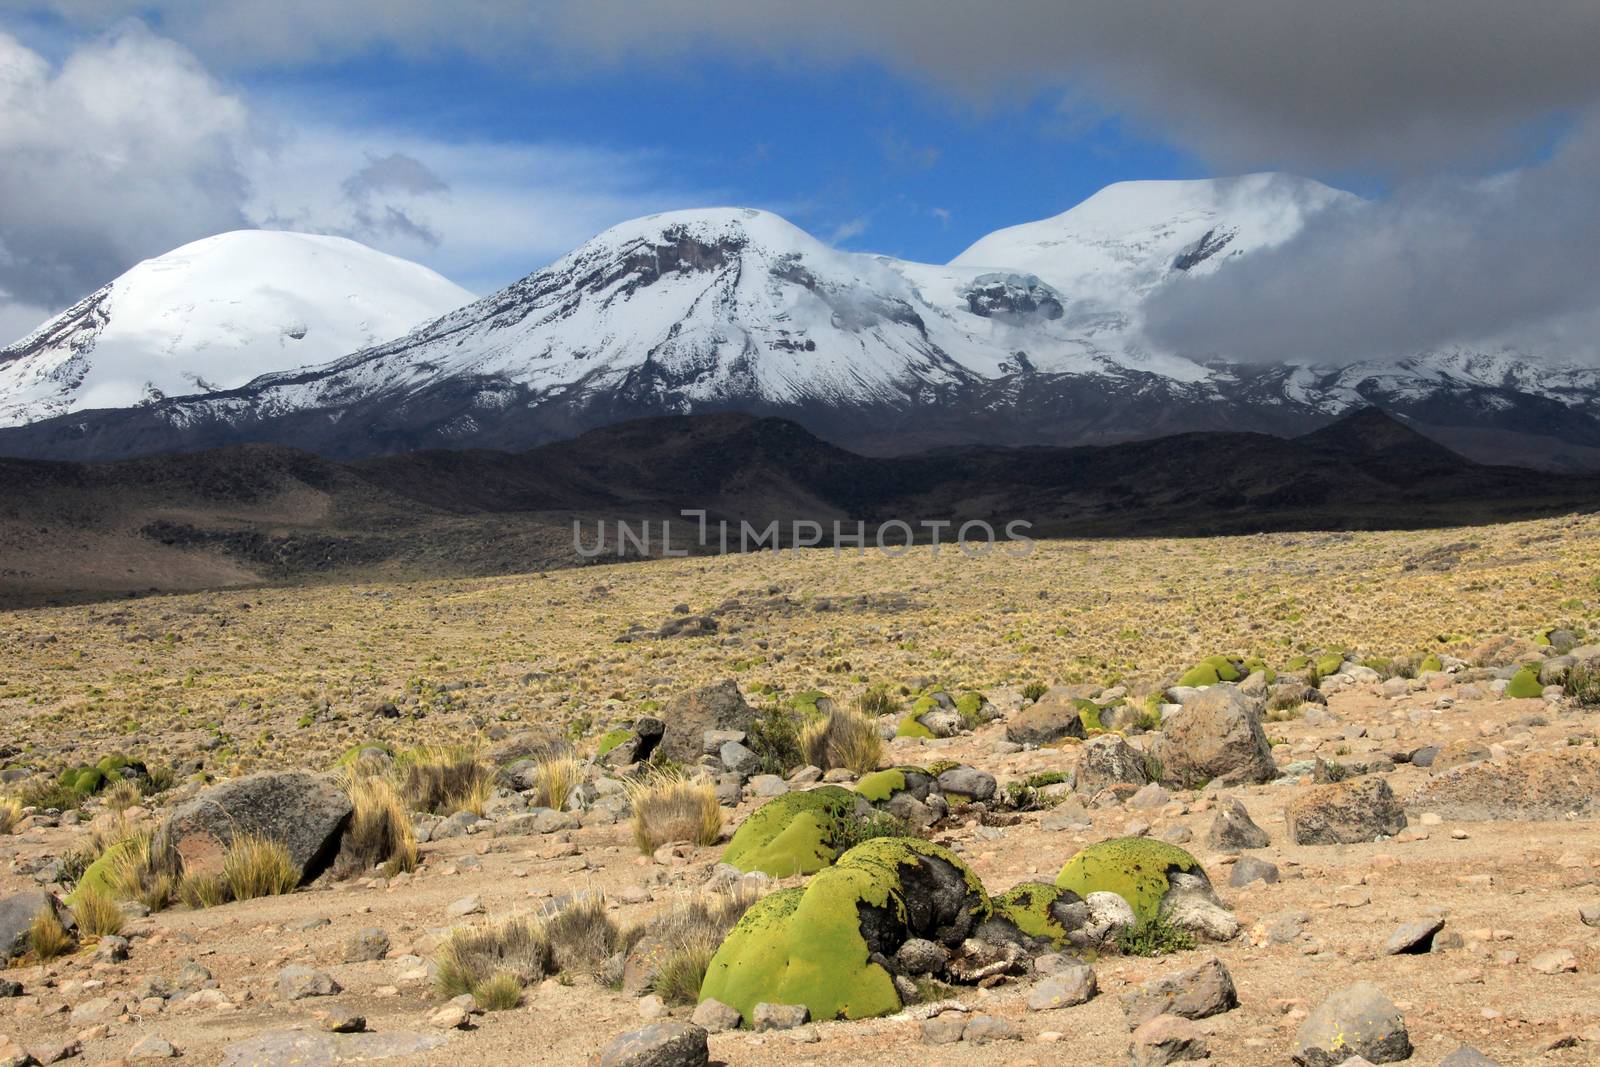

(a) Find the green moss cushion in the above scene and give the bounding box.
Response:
[701,837,989,1023]
[894,714,935,739]
[1506,666,1544,698]
[721,786,863,877]
[1176,655,1243,688]
[991,881,1085,947]
[854,769,908,804]
[1055,837,1205,927]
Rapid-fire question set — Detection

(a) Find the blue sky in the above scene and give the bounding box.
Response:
[4,2,1600,358]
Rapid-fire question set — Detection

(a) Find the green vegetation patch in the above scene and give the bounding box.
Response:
[1175,655,1242,688]
[854,768,909,804]
[894,714,935,739]
[1506,666,1544,699]
[701,837,988,1024]
[721,786,863,877]
[992,881,1082,947]
[1055,837,1203,928]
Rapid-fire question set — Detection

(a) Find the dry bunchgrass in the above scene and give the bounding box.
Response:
[221,833,299,900]
[529,754,583,812]
[0,796,21,835]
[434,916,552,1000]
[28,909,74,960]
[101,830,178,912]
[399,744,494,817]
[856,683,898,719]
[472,970,524,1011]
[627,772,721,854]
[334,775,418,879]
[102,778,142,813]
[70,886,124,938]
[624,886,758,1004]
[177,871,230,909]
[800,705,884,774]
[544,894,619,975]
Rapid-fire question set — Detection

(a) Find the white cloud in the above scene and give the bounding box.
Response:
[0,24,254,310]
[0,22,713,338]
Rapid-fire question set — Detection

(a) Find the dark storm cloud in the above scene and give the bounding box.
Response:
[341,153,449,248]
[28,1,1600,172]
[341,153,450,200]
[1143,118,1600,365]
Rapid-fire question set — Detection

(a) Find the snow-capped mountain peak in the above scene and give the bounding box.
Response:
[0,230,472,427]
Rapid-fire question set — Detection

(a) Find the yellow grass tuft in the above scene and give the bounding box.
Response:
[529,754,583,812]
[70,886,125,938]
[626,772,722,854]
[800,705,883,775]
[28,909,74,960]
[221,833,299,900]
[398,744,494,817]
[0,796,22,835]
[335,775,418,879]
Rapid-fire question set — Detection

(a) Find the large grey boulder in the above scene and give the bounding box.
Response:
[655,682,756,765]
[1073,734,1150,796]
[1294,982,1411,1065]
[158,772,352,883]
[1153,685,1277,788]
[1286,776,1406,845]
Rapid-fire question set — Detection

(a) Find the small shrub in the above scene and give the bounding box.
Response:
[473,970,524,1011]
[654,939,718,1004]
[1568,662,1600,707]
[1115,913,1195,957]
[221,833,299,900]
[630,887,758,1005]
[530,755,583,811]
[745,708,804,776]
[70,887,124,938]
[627,772,721,854]
[830,808,915,850]
[335,776,418,879]
[435,916,551,999]
[399,744,494,816]
[28,909,74,960]
[544,894,619,975]
[799,706,883,774]
[856,684,898,719]
[177,871,231,909]
[1021,681,1049,704]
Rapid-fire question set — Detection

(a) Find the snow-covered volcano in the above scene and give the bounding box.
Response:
[0,230,472,427]
[2,176,1598,468]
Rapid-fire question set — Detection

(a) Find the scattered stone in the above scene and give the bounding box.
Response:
[937,766,997,802]
[1437,1047,1500,1066]
[218,1031,446,1067]
[1285,776,1406,845]
[751,1002,808,1031]
[1129,1014,1209,1066]
[1294,982,1411,1066]
[127,1034,179,1059]
[1229,856,1279,887]
[1407,750,1600,820]
[1383,917,1445,955]
[921,1013,967,1044]
[314,1005,367,1033]
[1006,695,1087,746]
[276,964,341,1001]
[597,1022,709,1067]
[1529,948,1578,974]
[446,895,483,918]
[962,1014,1021,1043]
[1120,955,1238,1029]
[1207,796,1270,851]
[1026,964,1096,1011]
[342,928,390,963]
[689,998,740,1033]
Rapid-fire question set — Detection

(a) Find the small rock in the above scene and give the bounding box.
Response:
[1529,948,1578,974]
[638,994,668,1020]
[1437,1047,1500,1067]
[128,1033,179,1059]
[1383,917,1445,955]
[961,1014,1021,1043]
[1129,1013,1209,1066]
[597,1022,709,1067]
[276,965,341,1001]
[445,895,483,918]
[1026,964,1096,1011]
[751,1002,808,1031]
[1207,796,1270,850]
[689,998,740,1033]
[921,1013,967,1044]
[342,928,390,963]
[1120,955,1238,1029]
[1230,856,1279,888]
[315,1005,367,1033]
